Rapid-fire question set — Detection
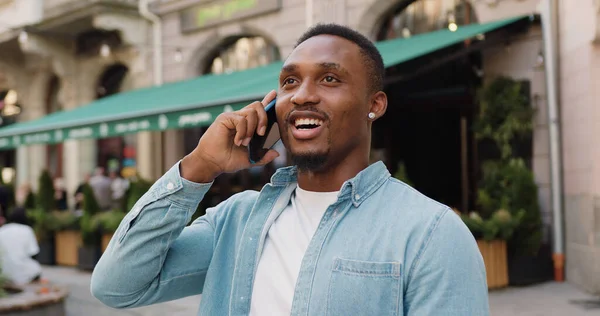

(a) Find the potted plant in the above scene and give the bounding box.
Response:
[28,170,59,265]
[78,184,101,270]
[472,76,551,285]
[34,170,82,268]
[459,207,523,289]
[49,210,80,266]
[29,208,78,265]
[480,159,552,285]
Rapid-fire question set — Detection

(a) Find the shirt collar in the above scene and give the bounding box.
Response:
[270,161,390,207]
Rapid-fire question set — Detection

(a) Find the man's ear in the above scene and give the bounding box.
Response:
[368,91,388,121]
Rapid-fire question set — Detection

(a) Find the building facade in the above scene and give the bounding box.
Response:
[0,0,156,195]
[0,0,598,294]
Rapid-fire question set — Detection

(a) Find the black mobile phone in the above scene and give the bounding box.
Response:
[248,98,280,163]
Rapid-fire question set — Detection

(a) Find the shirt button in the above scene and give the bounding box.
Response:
[249,237,253,241]
[166,182,175,190]
[240,297,245,300]
[354,194,360,200]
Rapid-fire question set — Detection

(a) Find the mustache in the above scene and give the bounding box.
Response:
[284,106,330,122]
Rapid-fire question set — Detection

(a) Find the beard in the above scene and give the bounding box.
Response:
[290,150,329,172]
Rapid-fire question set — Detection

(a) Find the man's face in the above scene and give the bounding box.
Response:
[276,35,373,171]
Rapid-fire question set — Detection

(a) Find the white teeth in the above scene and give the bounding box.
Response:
[294,118,323,127]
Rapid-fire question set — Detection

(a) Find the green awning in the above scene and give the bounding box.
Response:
[0,15,529,149]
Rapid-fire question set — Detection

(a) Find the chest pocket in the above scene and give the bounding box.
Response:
[326,258,401,316]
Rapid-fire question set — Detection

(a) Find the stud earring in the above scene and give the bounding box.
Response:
[368,112,376,119]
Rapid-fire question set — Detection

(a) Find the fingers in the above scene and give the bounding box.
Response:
[248,102,268,136]
[251,149,280,166]
[238,104,262,144]
[226,90,277,145]
[241,109,258,144]
[231,114,248,147]
[261,90,277,106]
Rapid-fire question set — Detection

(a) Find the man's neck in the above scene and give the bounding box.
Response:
[296,154,369,192]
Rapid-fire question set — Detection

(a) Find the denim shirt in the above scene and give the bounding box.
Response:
[91,161,489,316]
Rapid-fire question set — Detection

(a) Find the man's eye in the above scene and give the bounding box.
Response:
[323,76,337,83]
[284,78,296,85]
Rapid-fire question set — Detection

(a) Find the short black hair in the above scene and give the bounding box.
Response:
[7,207,29,225]
[294,23,385,92]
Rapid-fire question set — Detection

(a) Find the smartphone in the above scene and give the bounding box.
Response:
[248,98,281,164]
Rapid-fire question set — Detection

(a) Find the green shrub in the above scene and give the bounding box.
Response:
[126,177,153,211]
[465,76,543,256]
[91,210,126,234]
[24,191,36,209]
[461,209,524,241]
[80,184,101,246]
[36,170,55,212]
[27,209,78,240]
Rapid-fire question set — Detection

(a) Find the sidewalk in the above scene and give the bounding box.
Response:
[42,266,201,316]
[489,281,600,316]
[42,266,599,316]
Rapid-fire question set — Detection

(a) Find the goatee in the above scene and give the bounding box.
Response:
[291,152,328,172]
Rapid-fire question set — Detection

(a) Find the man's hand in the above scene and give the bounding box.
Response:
[180,90,280,183]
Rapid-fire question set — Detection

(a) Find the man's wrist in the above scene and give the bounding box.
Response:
[180,154,220,184]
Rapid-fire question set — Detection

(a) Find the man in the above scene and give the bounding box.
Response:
[91,24,489,315]
[89,167,112,210]
[0,208,42,286]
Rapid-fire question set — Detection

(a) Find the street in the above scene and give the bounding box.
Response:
[41,266,600,316]
[42,266,200,316]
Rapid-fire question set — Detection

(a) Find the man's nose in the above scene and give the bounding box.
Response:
[291,81,320,106]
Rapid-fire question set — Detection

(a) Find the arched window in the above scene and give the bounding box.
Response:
[377,0,477,41]
[204,36,279,75]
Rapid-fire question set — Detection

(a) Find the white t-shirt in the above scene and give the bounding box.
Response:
[250,187,339,315]
[0,223,41,285]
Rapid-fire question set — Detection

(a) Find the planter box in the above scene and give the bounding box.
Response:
[54,230,82,266]
[35,238,56,266]
[78,246,101,271]
[477,240,508,289]
[101,233,113,253]
[508,244,554,286]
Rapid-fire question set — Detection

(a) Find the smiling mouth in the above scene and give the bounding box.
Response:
[294,118,324,130]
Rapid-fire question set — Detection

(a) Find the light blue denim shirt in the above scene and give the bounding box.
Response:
[91,161,489,315]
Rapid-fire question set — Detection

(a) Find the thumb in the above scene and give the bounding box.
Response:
[252,149,280,167]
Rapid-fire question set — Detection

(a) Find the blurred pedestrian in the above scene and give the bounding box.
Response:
[0,208,41,286]
[109,170,129,210]
[54,177,68,211]
[15,183,32,208]
[74,173,91,211]
[89,167,111,210]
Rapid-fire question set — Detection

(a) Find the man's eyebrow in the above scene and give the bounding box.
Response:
[318,62,349,75]
[280,62,350,75]
[281,64,297,74]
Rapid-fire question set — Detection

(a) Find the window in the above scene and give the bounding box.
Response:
[206,36,279,74]
[377,0,476,41]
